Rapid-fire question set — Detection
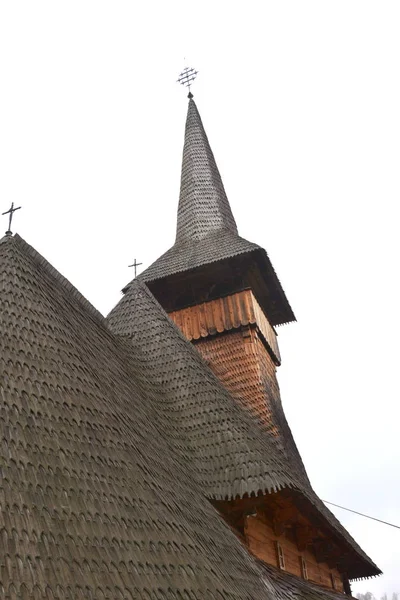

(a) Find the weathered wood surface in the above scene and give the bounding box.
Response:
[216,494,344,593]
[194,328,280,434]
[245,515,344,591]
[169,289,281,365]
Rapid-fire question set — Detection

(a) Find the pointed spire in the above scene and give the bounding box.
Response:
[176,99,238,243]
[131,98,295,327]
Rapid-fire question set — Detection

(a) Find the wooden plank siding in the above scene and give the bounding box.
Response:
[168,289,281,365]
[245,512,344,592]
[215,494,345,593]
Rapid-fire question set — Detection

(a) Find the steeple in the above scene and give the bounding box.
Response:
[133,97,295,326]
[176,98,238,243]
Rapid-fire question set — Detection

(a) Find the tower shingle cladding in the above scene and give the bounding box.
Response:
[193,329,281,435]
[176,99,238,243]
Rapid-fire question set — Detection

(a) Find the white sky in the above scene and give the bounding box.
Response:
[1,1,399,595]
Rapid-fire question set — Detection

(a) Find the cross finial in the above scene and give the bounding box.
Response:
[128,258,143,279]
[177,67,198,98]
[2,202,22,236]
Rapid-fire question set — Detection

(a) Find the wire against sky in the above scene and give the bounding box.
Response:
[323,500,400,530]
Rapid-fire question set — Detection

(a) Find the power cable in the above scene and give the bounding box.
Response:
[323,500,400,530]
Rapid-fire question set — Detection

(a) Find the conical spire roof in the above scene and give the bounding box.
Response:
[176,98,238,242]
[135,97,260,285]
[131,98,295,326]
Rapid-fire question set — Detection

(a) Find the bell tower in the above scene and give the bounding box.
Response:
[136,97,300,467]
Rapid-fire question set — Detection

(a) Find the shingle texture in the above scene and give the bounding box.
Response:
[175,99,238,243]
[0,234,276,598]
[108,279,299,500]
[138,229,260,284]
[259,562,357,600]
[107,279,380,580]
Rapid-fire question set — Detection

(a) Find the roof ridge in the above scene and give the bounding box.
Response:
[12,234,105,325]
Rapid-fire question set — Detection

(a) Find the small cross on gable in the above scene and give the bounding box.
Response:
[129,259,143,279]
[2,202,22,236]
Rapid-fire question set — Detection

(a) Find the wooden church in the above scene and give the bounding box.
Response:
[0,91,380,599]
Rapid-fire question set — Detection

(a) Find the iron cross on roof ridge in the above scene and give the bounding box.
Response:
[129,259,143,279]
[177,67,198,98]
[2,202,22,236]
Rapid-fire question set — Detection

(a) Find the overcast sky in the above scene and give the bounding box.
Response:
[0,1,399,595]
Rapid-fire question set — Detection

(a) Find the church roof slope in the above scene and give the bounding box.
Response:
[107,279,380,580]
[0,233,280,598]
[259,562,361,600]
[108,278,299,500]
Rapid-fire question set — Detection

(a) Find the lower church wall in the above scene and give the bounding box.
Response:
[245,514,344,592]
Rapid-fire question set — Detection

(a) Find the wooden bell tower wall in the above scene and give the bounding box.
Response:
[168,289,283,434]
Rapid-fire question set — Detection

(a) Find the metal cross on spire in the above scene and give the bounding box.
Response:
[177,66,198,98]
[2,202,22,236]
[129,259,143,279]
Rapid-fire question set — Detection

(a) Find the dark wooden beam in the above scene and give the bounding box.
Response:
[343,575,352,596]
[273,519,285,536]
[294,525,318,551]
[272,505,298,536]
[313,540,336,563]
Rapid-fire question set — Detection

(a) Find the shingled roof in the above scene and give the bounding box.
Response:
[175,98,238,243]
[136,98,260,281]
[131,99,295,326]
[107,278,381,580]
[0,233,277,598]
[0,231,380,596]
[108,279,299,500]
